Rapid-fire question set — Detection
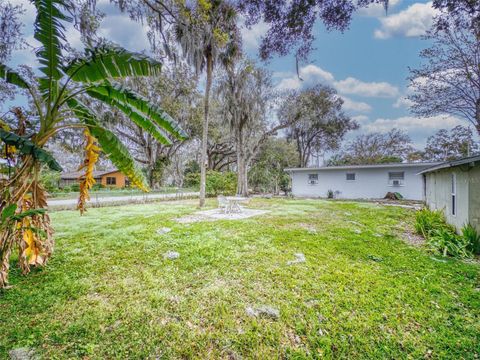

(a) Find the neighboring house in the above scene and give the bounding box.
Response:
[285,162,440,201]
[59,169,130,189]
[418,155,480,232]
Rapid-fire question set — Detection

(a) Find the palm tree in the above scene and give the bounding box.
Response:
[174,0,239,207]
[0,0,186,288]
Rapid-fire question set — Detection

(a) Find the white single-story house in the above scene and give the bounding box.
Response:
[285,162,440,201]
[418,155,480,232]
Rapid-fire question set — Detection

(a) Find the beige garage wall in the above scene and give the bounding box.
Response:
[425,168,470,231]
[468,166,480,232]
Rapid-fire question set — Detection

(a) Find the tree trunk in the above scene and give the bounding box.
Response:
[148,165,154,188]
[297,139,310,168]
[199,55,213,207]
[296,137,305,168]
[300,150,309,168]
[236,128,248,197]
[476,97,480,136]
[303,148,311,168]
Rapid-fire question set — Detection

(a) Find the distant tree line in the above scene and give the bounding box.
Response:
[1,0,478,199]
[328,125,479,166]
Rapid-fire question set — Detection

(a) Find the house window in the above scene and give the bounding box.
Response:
[451,173,456,216]
[388,171,404,186]
[106,177,116,185]
[308,174,318,185]
[346,173,356,181]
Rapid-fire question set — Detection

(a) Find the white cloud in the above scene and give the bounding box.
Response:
[363,115,465,133]
[274,64,395,103]
[241,21,268,52]
[275,65,336,91]
[334,77,399,98]
[275,75,302,91]
[374,2,439,39]
[65,27,84,51]
[97,15,150,52]
[273,64,403,114]
[358,0,402,17]
[300,64,335,84]
[393,96,414,108]
[351,115,369,124]
[272,71,293,79]
[340,96,372,113]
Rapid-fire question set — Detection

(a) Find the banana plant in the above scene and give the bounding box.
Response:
[0,0,186,288]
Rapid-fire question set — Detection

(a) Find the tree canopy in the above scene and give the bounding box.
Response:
[282,85,358,167]
[408,11,480,134]
[423,125,480,161]
[329,129,415,165]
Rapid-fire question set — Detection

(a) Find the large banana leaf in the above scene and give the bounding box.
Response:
[64,45,163,83]
[33,0,71,96]
[87,82,188,141]
[86,86,172,145]
[0,64,31,89]
[66,99,150,191]
[0,129,63,171]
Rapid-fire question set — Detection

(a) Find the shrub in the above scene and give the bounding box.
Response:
[70,183,80,192]
[206,171,236,196]
[184,172,200,188]
[428,228,470,258]
[415,208,475,258]
[184,160,200,176]
[327,190,334,199]
[279,173,291,195]
[92,183,105,191]
[414,208,446,238]
[183,171,236,196]
[462,223,480,255]
[40,169,61,193]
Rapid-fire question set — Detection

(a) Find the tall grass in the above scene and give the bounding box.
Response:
[415,208,479,258]
[414,209,448,238]
[462,223,480,255]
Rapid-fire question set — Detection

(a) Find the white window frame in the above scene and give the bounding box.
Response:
[388,171,405,187]
[451,173,456,216]
[346,172,356,181]
[308,173,318,185]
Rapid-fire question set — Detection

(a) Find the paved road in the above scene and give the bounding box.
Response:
[48,191,199,207]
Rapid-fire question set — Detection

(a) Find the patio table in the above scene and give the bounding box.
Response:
[225,196,247,213]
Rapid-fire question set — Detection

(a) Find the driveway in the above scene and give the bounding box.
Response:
[48,191,199,209]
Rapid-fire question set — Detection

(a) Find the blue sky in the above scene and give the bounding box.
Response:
[3,0,473,148]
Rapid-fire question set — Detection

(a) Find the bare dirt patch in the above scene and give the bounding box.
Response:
[400,222,425,247]
[175,208,269,223]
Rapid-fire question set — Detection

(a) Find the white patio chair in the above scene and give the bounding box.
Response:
[217,195,229,213]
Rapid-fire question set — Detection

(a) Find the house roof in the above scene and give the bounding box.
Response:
[285,162,441,172]
[417,155,480,175]
[60,169,119,180]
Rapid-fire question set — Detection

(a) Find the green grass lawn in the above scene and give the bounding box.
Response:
[1,199,479,359]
